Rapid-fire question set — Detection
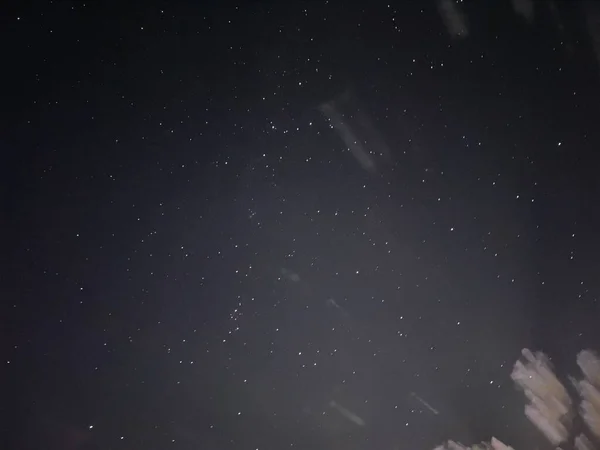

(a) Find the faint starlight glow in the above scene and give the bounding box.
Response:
[7,2,599,450]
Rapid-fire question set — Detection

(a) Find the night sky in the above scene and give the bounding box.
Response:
[5,1,600,450]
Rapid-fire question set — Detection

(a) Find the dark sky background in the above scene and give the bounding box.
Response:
[4,1,600,449]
